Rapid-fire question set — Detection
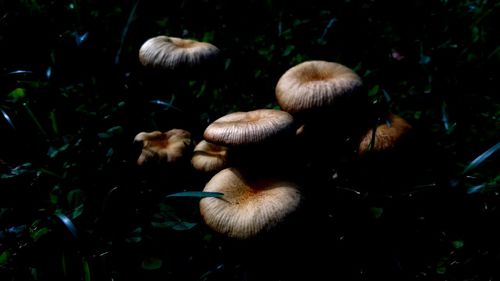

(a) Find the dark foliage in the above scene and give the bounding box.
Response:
[0,1,499,280]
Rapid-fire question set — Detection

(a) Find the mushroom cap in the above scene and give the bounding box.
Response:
[139,35,220,69]
[199,168,301,239]
[191,140,229,173]
[134,129,192,165]
[358,113,412,155]
[203,109,295,146]
[275,60,363,113]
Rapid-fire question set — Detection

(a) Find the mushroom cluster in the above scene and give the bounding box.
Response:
[133,34,413,240]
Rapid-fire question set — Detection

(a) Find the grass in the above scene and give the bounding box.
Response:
[0,1,499,280]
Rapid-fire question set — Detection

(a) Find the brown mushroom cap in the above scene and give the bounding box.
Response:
[191,140,229,173]
[358,113,412,155]
[139,35,220,69]
[275,60,363,113]
[203,109,295,146]
[199,168,301,239]
[134,129,192,165]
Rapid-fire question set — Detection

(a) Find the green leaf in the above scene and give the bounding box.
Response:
[166,191,223,198]
[31,227,50,242]
[196,82,207,98]
[67,189,84,207]
[97,126,123,139]
[368,85,380,97]
[172,222,197,231]
[30,267,38,280]
[436,265,446,275]
[202,31,215,42]
[1,162,33,179]
[370,207,384,219]
[152,220,197,231]
[224,58,231,70]
[82,257,91,281]
[47,144,69,158]
[141,257,163,270]
[282,45,295,56]
[0,250,11,265]
[8,88,26,102]
[436,257,447,274]
[467,184,486,194]
[49,110,58,135]
[71,204,84,219]
[463,142,500,174]
[125,227,143,243]
[452,240,464,249]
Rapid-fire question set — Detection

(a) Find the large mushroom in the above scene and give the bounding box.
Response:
[139,35,220,70]
[203,109,295,147]
[275,60,363,114]
[199,168,301,239]
[274,61,370,162]
[134,129,192,165]
[203,109,296,171]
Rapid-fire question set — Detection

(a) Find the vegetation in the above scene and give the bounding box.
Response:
[0,1,499,280]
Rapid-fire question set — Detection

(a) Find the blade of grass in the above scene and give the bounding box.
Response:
[23,103,48,137]
[115,0,140,65]
[1,108,15,129]
[166,191,223,198]
[150,98,182,112]
[7,70,32,75]
[54,213,78,240]
[49,110,58,135]
[463,142,500,174]
[82,257,91,281]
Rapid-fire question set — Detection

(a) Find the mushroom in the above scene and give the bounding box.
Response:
[203,109,295,147]
[275,60,363,114]
[358,113,412,155]
[199,168,301,239]
[134,129,192,165]
[139,35,220,70]
[191,140,229,173]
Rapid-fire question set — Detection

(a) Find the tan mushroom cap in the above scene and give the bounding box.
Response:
[275,60,363,113]
[139,35,220,69]
[358,113,412,155]
[203,109,295,146]
[134,129,192,165]
[200,168,301,239]
[191,140,229,173]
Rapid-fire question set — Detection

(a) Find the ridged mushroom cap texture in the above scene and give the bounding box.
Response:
[275,60,363,113]
[358,113,412,155]
[139,36,220,69]
[203,109,295,146]
[199,168,301,239]
[134,129,192,165]
[191,140,229,173]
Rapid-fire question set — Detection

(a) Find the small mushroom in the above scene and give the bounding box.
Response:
[134,129,192,165]
[139,35,220,70]
[199,168,301,239]
[358,113,412,155]
[191,140,229,173]
[203,109,295,146]
[275,60,363,114]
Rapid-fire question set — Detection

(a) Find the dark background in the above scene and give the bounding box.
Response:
[0,1,499,280]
